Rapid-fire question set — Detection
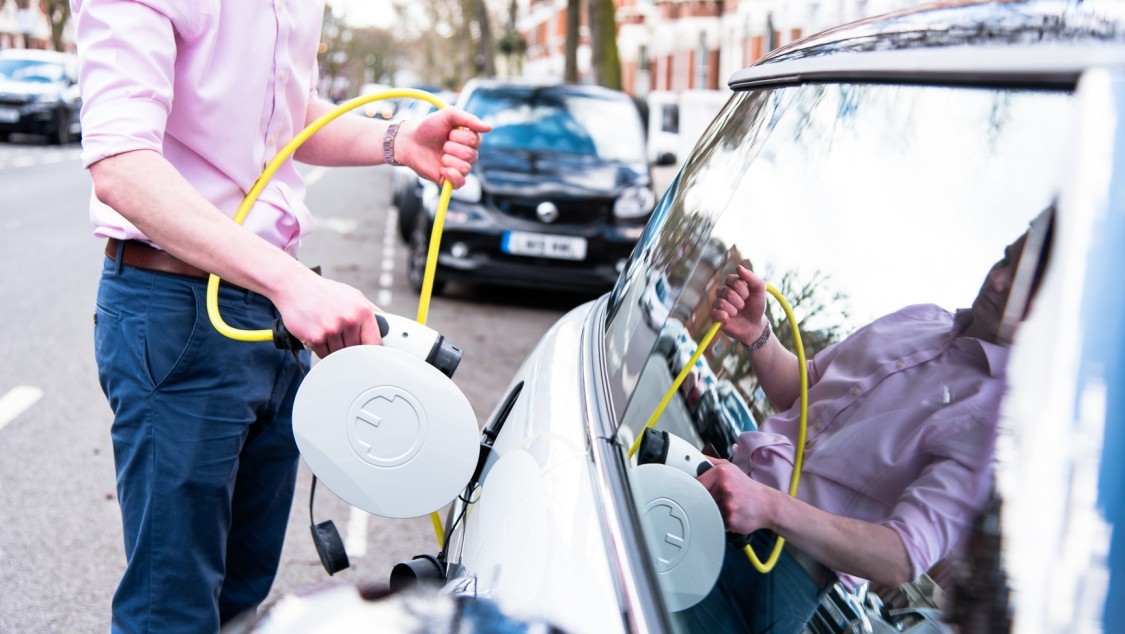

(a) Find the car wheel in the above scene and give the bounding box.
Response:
[50,107,69,145]
[396,186,421,242]
[0,132,9,143]
[408,219,446,296]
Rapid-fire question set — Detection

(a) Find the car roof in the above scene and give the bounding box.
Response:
[730,0,1125,91]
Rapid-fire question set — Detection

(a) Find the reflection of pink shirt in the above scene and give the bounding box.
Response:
[71,0,326,254]
[732,304,1008,589]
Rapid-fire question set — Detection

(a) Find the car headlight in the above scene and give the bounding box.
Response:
[451,173,482,204]
[614,186,656,219]
[33,92,59,104]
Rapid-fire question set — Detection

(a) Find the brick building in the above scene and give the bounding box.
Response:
[520,0,924,96]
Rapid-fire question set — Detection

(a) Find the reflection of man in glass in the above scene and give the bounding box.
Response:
[688,218,1050,631]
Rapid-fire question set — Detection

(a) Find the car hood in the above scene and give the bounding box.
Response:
[476,149,649,197]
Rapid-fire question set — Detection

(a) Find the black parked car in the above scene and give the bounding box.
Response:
[408,79,655,295]
[0,49,81,145]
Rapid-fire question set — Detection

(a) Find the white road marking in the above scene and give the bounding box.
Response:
[0,386,43,431]
[304,166,328,186]
[344,506,369,557]
[0,146,81,170]
[377,212,397,307]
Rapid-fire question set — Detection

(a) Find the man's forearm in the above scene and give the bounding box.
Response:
[766,487,914,587]
[745,327,803,411]
[292,98,385,167]
[88,149,313,298]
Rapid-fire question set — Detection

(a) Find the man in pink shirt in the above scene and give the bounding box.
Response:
[70,1,490,631]
[689,219,1051,631]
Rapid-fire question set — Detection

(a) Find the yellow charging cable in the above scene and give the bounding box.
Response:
[204,88,454,548]
[626,283,808,574]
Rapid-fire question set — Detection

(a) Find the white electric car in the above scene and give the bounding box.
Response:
[250,2,1125,632]
[436,2,1125,633]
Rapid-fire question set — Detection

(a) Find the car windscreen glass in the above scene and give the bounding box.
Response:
[467,88,646,163]
[602,81,1072,628]
[0,59,65,83]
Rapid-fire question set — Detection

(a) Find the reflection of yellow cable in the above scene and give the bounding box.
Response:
[203,88,453,548]
[627,283,808,574]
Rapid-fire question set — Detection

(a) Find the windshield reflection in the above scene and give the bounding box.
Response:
[605,81,1073,632]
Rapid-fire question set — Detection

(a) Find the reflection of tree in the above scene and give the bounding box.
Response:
[763,267,850,361]
[706,261,850,424]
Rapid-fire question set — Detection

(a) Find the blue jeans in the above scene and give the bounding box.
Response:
[94,256,308,633]
[676,532,831,633]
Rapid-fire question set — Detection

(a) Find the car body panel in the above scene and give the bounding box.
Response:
[445,302,626,634]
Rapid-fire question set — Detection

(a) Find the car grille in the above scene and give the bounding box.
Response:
[488,193,613,225]
[0,93,31,106]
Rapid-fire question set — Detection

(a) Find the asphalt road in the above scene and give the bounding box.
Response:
[0,136,594,632]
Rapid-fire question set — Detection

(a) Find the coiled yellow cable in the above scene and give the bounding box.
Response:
[204,88,454,547]
[626,283,808,574]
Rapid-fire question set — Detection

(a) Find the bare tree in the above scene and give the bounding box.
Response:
[40,0,69,52]
[471,0,496,76]
[586,0,621,89]
[564,0,579,83]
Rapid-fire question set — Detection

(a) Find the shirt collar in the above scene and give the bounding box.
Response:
[952,308,1010,378]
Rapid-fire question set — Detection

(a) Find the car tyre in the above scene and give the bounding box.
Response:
[408,218,447,296]
[397,185,422,242]
[50,107,69,145]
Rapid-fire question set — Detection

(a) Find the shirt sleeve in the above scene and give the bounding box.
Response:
[74,0,189,167]
[880,398,999,579]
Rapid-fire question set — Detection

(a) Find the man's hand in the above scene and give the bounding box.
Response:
[697,458,778,534]
[396,108,492,189]
[271,268,383,359]
[711,264,769,345]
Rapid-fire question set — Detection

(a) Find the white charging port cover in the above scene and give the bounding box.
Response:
[630,463,725,612]
[292,345,478,519]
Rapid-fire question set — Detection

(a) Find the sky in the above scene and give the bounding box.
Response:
[327,0,398,29]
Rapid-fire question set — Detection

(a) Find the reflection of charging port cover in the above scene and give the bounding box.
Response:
[631,463,725,612]
[292,345,478,519]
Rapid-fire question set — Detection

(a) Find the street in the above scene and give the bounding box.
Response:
[0,138,587,631]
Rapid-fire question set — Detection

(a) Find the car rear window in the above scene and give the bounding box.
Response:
[607,82,1072,442]
[601,81,1073,627]
[607,79,1071,629]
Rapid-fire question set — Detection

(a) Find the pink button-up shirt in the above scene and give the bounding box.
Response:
[732,304,1008,589]
[71,0,326,253]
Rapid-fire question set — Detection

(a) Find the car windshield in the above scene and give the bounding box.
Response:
[0,59,66,84]
[602,81,1074,630]
[466,87,646,163]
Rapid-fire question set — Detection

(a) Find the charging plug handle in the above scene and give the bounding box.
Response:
[311,520,350,575]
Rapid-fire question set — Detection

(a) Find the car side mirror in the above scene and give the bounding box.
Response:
[654,152,677,167]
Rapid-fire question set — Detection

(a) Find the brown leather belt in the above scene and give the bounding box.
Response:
[105,238,222,283]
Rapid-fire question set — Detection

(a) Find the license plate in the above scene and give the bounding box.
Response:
[501,231,587,261]
[0,107,18,124]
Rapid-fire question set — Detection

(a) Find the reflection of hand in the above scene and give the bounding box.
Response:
[397,108,492,189]
[711,265,769,347]
[697,458,775,534]
[273,270,383,359]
